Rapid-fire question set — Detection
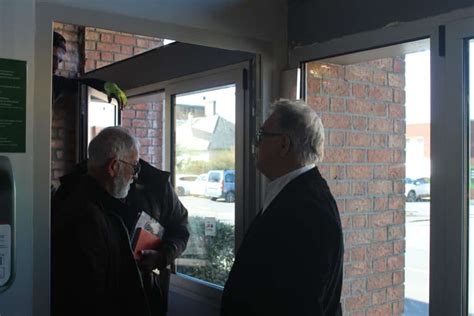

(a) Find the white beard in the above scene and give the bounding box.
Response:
[111,167,132,199]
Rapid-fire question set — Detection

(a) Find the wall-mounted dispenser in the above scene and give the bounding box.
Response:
[0,156,15,291]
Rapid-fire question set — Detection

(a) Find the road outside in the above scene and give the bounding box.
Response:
[178,195,235,224]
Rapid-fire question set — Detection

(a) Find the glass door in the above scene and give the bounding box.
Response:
[165,64,250,289]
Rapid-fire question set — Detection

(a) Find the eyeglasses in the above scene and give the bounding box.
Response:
[255,128,285,146]
[118,159,141,176]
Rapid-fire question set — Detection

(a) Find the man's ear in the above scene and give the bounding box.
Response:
[107,159,119,177]
[279,135,292,157]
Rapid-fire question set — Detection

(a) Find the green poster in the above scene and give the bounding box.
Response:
[0,58,26,153]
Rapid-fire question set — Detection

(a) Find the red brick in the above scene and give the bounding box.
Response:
[389,196,405,210]
[394,240,405,254]
[307,76,321,94]
[133,103,153,111]
[393,119,405,134]
[351,149,367,163]
[373,70,387,85]
[368,58,393,71]
[374,227,388,241]
[346,132,370,147]
[351,182,367,196]
[84,59,95,72]
[388,226,405,240]
[352,83,368,97]
[134,128,147,138]
[85,41,96,50]
[389,165,405,180]
[394,58,405,73]
[347,166,372,180]
[152,138,162,146]
[346,198,373,213]
[345,65,373,82]
[389,135,405,148]
[139,146,148,155]
[120,45,133,54]
[85,50,100,60]
[389,103,405,118]
[372,134,387,147]
[51,140,64,149]
[96,61,111,69]
[323,114,352,129]
[100,33,114,43]
[351,246,367,261]
[351,278,367,295]
[121,110,136,118]
[328,131,345,146]
[393,271,404,285]
[85,31,100,41]
[322,79,351,96]
[345,294,371,311]
[393,149,405,163]
[368,272,393,290]
[372,289,387,305]
[347,99,371,114]
[394,211,405,224]
[121,118,131,127]
[307,95,329,112]
[392,300,404,314]
[115,35,136,46]
[367,303,391,316]
[352,116,368,131]
[394,89,405,103]
[369,86,393,101]
[346,261,371,277]
[307,62,343,78]
[388,73,405,88]
[373,257,387,272]
[368,181,393,196]
[132,120,151,128]
[329,165,346,179]
[324,148,351,163]
[370,212,394,227]
[374,166,389,179]
[387,284,404,301]
[345,230,373,245]
[97,42,121,53]
[387,255,404,271]
[369,118,392,132]
[368,243,393,259]
[134,47,147,54]
[147,129,159,137]
[330,97,346,112]
[352,215,367,228]
[101,52,114,61]
[368,149,392,163]
[329,181,350,197]
[340,215,351,229]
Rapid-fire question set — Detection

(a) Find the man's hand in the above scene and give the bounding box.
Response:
[104,82,128,110]
[137,249,167,272]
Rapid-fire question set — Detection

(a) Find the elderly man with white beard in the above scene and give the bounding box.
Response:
[51,126,153,316]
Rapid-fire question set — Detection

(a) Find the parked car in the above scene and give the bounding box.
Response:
[190,173,208,196]
[175,174,198,196]
[205,169,235,202]
[405,177,430,202]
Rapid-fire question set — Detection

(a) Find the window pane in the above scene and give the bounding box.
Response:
[468,39,474,315]
[174,85,236,287]
[303,41,430,315]
[87,98,118,145]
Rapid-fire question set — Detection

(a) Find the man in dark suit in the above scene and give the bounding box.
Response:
[221,99,344,316]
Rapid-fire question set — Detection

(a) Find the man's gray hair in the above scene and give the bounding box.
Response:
[88,126,139,170]
[270,99,324,164]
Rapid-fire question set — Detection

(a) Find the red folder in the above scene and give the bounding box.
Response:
[131,227,162,260]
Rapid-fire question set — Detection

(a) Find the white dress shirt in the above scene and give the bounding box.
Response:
[262,164,315,213]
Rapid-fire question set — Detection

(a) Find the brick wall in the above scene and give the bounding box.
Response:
[122,97,164,168]
[306,57,406,315]
[51,23,164,187]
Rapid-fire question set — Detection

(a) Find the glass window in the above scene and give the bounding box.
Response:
[173,85,236,287]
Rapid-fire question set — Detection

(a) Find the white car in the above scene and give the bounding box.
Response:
[190,173,208,196]
[175,174,198,196]
[406,177,430,202]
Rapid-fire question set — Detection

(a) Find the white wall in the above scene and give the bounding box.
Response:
[0,1,35,315]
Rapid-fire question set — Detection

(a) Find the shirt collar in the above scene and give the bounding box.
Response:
[262,164,315,213]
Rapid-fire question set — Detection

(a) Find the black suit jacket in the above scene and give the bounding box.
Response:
[221,167,343,316]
